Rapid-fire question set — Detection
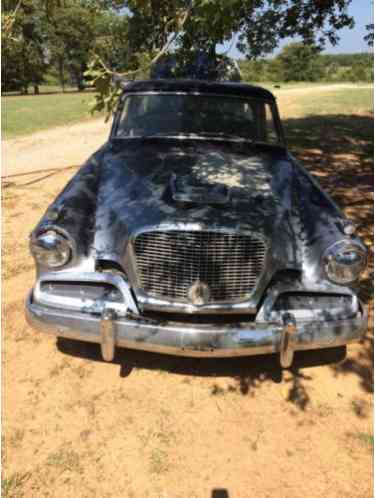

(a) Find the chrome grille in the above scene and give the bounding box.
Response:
[133,230,267,303]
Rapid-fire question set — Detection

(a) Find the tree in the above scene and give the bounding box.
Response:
[3,0,114,93]
[47,3,99,91]
[117,0,355,59]
[86,0,356,115]
[238,58,284,83]
[2,0,49,94]
[94,12,131,72]
[276,42,324,82]
[345,59,373,83]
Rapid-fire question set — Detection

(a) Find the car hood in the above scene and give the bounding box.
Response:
[93,139,301,269]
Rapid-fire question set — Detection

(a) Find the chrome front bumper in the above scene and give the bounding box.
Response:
[25,291,367,366]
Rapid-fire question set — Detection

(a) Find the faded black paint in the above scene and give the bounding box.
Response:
[31,80,365,300]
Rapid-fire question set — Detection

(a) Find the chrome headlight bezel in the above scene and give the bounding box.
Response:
[30,229,73,268]
[322,240,367,285]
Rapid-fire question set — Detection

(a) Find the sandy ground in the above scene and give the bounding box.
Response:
[2,94,373,497]
[1,118,109,177]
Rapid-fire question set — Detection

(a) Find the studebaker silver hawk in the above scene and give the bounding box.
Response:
[26,79,368,367]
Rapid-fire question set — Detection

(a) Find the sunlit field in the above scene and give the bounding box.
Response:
[2,90,102,138]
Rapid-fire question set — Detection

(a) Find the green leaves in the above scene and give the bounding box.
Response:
[276,42,324,82]
[84,56,125,120]
[2,2,49,93]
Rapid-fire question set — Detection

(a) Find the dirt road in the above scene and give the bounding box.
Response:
[1,118,109,177]
[2,97,373,497]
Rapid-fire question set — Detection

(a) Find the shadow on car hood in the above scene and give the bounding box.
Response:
[93,140,300,268]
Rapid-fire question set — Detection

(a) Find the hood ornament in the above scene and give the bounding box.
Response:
[188,280,211,305]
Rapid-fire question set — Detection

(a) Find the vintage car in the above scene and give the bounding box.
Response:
[26,79,368,368]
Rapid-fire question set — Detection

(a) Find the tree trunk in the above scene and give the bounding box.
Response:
[34,85,39,95]
[77,62,86,91]
[59,58,65,92]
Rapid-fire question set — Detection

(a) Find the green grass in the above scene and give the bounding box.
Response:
[149,448,169,475]
[250,81,373,90]
[2,90,103,139]
[277,87,373,119]
[352,432,374,447]
[46,447,82,473]
[2,472,30,498]
[2,85,77,96]
[244,81,373,118]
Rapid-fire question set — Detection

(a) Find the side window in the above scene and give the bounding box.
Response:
[265,104,279,144]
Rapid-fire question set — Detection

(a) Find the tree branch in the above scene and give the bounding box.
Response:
[94,1,193,79]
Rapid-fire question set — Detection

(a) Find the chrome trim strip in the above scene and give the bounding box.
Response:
[120,91,276,102]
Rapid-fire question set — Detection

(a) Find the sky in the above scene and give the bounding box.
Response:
[218,1,373,59]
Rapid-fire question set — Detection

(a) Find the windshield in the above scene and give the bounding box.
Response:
[115,93,281,144]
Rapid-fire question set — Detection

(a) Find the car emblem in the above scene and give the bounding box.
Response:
[188,280,210,305]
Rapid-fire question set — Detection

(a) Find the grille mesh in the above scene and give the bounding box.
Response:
[133,230,267,303]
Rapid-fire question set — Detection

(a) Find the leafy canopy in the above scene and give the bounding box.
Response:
[86,0,357,116]
[117,0,355,57]
[2,0,49,93]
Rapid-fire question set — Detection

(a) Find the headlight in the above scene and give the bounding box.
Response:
[323,241,367,285]
[31,230,72,268]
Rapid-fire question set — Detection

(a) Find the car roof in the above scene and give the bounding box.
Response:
[121,79,275,101]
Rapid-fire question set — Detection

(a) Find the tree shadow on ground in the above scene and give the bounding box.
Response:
[57,336,346,410]
[284,113,373,260]
[284,113,373,394]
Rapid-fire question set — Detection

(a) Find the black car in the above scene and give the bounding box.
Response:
[26,79,368,368]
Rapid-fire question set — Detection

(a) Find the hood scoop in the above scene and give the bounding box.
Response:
[169,174,230,207]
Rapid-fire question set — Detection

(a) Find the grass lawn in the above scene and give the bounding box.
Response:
[2,84,77,96]
[276,86,373,119]
[253,81,373,91]
[2,90,103,139]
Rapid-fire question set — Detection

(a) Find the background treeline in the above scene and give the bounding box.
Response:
[2,1,132,94]
[239,44,373,84]
[2,0,373,95]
